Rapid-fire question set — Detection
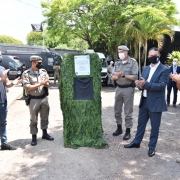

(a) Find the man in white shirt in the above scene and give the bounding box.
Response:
[124,47,170,157]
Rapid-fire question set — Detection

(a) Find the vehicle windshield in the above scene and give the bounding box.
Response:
[9,56,22,69]
[14,59,23,66]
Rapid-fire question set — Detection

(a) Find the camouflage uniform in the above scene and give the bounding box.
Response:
[53,64,60,84]
[22,68,50,135]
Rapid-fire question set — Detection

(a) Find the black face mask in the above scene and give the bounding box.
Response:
[0,56,3,63]
[148,56,159,64]
[36,62,42,69]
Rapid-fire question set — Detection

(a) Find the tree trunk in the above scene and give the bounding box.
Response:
[143,41,148,67]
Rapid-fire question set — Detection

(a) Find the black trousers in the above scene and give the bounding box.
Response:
[167,84,178,105]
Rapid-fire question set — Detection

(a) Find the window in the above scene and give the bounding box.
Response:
[48,57,54,66]
[9,61,15,69]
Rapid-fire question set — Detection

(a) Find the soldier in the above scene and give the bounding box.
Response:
[107,61,114,87]
[53,61,61,84]
[111,45,138,140]
[22,56,54,146]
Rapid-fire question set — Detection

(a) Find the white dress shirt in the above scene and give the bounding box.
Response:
[143,61,160,97]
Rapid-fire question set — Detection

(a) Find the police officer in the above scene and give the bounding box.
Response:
[53,61,60,84]
[22,56,54,146]
[111,45,138,140]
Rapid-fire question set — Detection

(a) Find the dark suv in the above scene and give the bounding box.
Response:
[0,55,22,80]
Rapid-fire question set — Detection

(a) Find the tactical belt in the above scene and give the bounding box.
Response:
[117,83,133,88]
[30,94,46,99]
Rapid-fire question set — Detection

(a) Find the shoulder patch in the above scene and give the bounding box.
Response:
[24,69,30,74]
[41,69,47,72]
[131,58,136,61]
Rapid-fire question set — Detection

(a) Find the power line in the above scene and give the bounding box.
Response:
[15,0,42,9]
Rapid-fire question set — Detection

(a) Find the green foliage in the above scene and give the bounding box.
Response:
[167,51,180,65]
[26,31,43,46]
[41,0,179,60]
[0,35,23,44]
[59,53,108,149]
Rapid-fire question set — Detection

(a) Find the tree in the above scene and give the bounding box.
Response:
[26,31,43,46]
[41,0,179,61]
[0,35,23,44]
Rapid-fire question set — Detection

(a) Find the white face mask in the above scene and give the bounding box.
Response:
[173,62,177,66]
[118,53,125,60]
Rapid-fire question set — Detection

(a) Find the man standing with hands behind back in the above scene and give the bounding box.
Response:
[124,47,170,157]
[111,45,138,140]
[53,60,61,85]
[167,58,180,107]
[22,56,54,146]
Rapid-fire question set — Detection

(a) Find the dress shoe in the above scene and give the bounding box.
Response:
[1,144,17,150]
[42,129,54,141]
[123,128,131,140]
[113,124,123,136]
[148,148,155,157]
[31,135,37,146]
[173,104,177,108]
[124,142,140,148]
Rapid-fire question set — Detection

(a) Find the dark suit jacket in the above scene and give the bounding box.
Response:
[167,65,180,86]
[139,63,170,112]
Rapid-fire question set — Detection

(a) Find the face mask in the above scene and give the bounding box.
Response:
[148,56,159,64]
[0,56,3,63]
[36,62,42,69]
[173,62,177,66]
[118,53,125,60]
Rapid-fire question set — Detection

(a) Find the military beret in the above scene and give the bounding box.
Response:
[30,55,42,62]
[118,45,129,51]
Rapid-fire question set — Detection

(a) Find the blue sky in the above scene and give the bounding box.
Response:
[0,0,180,44]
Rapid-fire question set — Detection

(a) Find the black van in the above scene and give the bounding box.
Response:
[2,50,61,77]
[1,55,22,80]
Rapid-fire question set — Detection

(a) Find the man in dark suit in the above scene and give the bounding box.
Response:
[124,47,170,157]
[167,58,180,107]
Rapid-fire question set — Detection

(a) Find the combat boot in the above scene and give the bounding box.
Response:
[113,124,123,136]
[123,128,131,140]
[31,135,37,146]
[42,129,54,141]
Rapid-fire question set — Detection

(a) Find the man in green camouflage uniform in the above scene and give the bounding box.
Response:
[53,61,61,84]
[22,56,54,146]
[111,45,138,140]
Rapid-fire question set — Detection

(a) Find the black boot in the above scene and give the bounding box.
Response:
[31,135,37,146]
[123,128,131,140]
[42,129,54,141]
[113,124,123,136]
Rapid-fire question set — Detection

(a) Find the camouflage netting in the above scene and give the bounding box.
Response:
[59,53,108,149]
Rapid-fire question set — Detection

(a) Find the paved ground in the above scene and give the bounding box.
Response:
[0,84,180,180]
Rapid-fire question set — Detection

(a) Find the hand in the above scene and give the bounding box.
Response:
[12,77,22,85]
[135,77,146,88]
[0,69,10,82]
[40,78,49,86]
[114,71,123,79]
[170,73,180,82]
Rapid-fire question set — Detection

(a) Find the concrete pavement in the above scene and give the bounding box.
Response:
[6,84,23,107]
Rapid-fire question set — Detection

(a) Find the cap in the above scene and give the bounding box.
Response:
[118,45,129,51]
[30,55,42,62]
